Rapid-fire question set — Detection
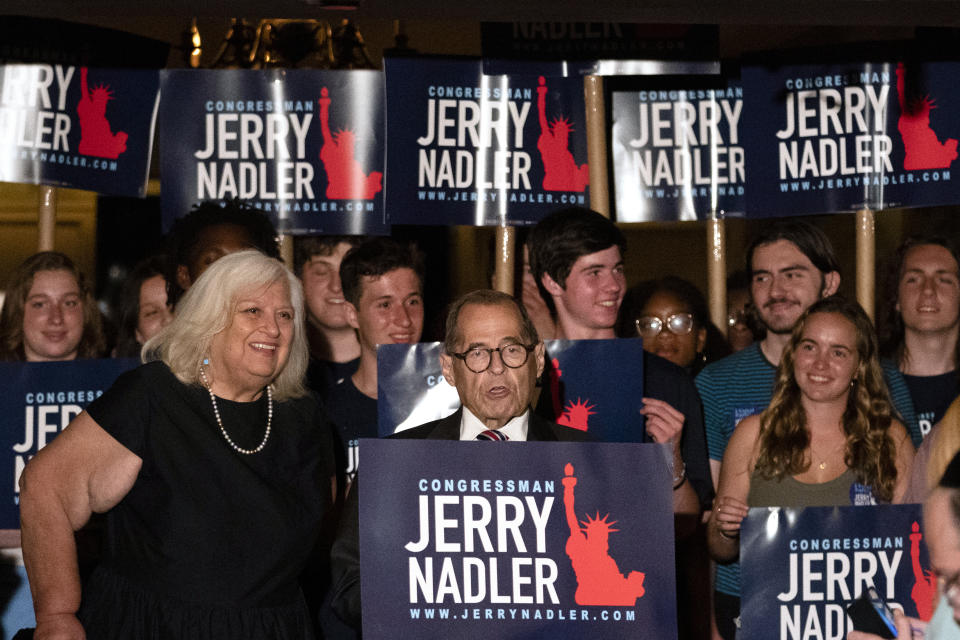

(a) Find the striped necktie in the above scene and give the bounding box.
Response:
[476,429,509,441]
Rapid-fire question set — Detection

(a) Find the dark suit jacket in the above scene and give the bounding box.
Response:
[328,408,591,629]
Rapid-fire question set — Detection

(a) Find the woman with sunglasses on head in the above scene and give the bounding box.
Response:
[618,276,730,374]
[709,297,914,616]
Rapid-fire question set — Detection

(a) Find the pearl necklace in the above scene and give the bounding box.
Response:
[199,367,272,455]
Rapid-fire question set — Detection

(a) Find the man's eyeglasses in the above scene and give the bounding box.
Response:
[635,313,694,338]
[450,343,537,373]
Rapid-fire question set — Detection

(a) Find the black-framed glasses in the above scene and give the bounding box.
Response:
[450,343,537,373]
[635,313,694,338]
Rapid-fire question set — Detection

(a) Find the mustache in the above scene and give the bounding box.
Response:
[763,297,799,309]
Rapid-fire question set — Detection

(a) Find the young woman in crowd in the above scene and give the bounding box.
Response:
[0,251,104,362]
[708,296,914,631]
[618,275,730,374]
[112,256,174,358]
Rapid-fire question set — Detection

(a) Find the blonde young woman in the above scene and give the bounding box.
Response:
[708,297,914,620]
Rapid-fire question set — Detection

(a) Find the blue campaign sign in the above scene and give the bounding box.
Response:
[0,359,138,528]
[384,58,590,226]
[0,64,159,197]
[359,439,677,639]
[377,342,460,435]
[159,69,388,235]
[538,339,644,442]
[743,61,960,216]
[376,339,644,442]
[740,504,935,639]
[611,77,745,221]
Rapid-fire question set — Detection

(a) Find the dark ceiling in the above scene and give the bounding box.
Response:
[5,0,960,25]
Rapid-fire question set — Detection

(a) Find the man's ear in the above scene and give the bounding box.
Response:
[541,272,565,297]
[176,264,192,292]
[440,352,457,388]
[821,271,841,297]
[345,301,360,330]
[534,342,546,379]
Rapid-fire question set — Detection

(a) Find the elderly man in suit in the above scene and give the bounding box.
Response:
[395,289,591,442]
[329,289,589,630]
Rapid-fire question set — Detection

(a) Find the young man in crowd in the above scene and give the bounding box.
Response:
[165,199,279,307]
[695,220,918,639]
[881,236,960,439]
[325,237,425,491]
[528,207,710,639]
[527,206,708,514]
[295,235,363,395]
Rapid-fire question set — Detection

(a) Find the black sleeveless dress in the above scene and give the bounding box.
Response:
[79,362,334,639]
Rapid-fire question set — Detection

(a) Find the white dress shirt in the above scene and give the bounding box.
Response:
[458,407,530,441]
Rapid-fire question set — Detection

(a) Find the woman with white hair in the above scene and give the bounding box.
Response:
[20,250,335,639]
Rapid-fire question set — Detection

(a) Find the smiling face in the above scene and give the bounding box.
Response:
[22,269,85,362]
[792,312,860,406]
[135,274,173,345]
[751,239,839,335]
[637,290,706,369]
[440,302,545,430]
[897,243,960,338]
[544,245,625,339]
[301,242,354,332]
[207,280,294,400]
[345,267,424,358]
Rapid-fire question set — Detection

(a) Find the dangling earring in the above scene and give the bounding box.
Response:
[203,358,209,366]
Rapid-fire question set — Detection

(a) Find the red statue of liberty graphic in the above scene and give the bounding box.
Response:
[537,76,589,192]
[76,67,128,159]
[548,357,593,431]
[896,63,958,170]
[562,463,645,605]
[318,87,383,199]
[910,520,937,621]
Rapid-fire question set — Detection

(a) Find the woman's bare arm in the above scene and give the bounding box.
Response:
[20,411,142,639]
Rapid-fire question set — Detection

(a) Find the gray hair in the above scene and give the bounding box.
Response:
[143,250,308,401]
[443,290,540,353]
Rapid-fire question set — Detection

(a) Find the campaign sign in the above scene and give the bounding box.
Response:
[377,339,644,442]
[611,77,745,221]
[359,439,677,639]
[384,58,590,226]
[743,61,960,216]
[0,64,158,196]
[481,23,720,77]
[378,342,460,435]
[159,69,388,235]
[0,359,138,528]
[740,504,934,639]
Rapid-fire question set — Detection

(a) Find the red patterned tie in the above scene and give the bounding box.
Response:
[476,429,509,441]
